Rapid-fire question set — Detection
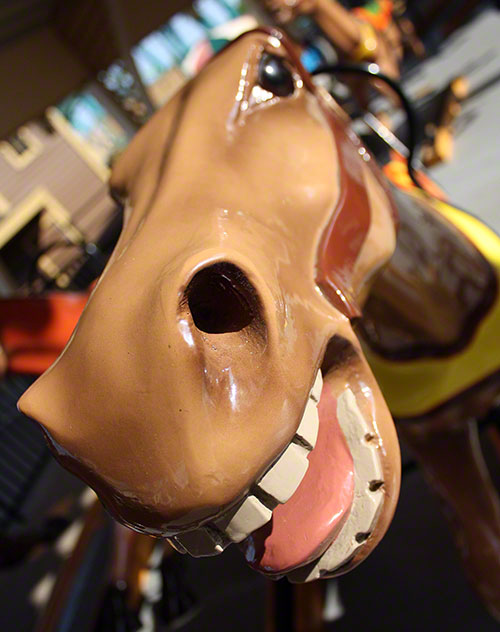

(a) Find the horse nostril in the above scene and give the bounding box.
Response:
[185,262,261,334]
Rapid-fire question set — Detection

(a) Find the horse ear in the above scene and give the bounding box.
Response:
[109,86,188,203]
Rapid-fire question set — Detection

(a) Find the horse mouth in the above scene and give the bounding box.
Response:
[170,363,386,581]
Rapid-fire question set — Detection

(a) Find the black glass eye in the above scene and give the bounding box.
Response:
[257,53,295,97]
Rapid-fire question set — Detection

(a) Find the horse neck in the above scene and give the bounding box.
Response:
[359,185,497,361]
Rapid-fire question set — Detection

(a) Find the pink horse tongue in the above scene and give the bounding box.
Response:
[242,385,354,574]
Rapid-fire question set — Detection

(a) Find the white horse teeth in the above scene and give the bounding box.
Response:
[295,396,320,449]
[173,381,384,574]
[172,377,321,554]
[310,370,323,403]
[256,442,309,504]
[288,388,384,582]
[217,495,273,543]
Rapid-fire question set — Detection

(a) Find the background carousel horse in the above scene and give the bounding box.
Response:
[18,27,401,584]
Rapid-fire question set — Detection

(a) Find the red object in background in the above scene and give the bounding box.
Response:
[0,293,89,375]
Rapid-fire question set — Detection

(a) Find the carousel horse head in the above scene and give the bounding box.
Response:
[19,29,400,581]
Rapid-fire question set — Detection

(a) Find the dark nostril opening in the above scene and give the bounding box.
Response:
[185,262,261,334]
[321,335,357,375]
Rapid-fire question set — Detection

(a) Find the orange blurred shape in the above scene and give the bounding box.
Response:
[0,292,89,374]
[383,151,448,200]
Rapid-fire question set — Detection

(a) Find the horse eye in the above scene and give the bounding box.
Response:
[257,53,295,97]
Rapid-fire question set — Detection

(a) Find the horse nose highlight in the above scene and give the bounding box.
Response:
[185,262,262,334]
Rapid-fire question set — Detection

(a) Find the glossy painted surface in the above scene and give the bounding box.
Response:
[19,29,400,576]
[243,383,354,574]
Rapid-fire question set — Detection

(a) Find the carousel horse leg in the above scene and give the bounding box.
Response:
[398,415,500,619]
[293,581,325,632]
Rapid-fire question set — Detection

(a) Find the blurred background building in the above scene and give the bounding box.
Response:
[0,0,264,294]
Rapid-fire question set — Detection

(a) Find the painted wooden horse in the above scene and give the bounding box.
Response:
[13,24,500,621]
[18,28,401,582]
[14,26,500,617]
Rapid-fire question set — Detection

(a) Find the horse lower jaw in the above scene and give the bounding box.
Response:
[242,367,385,581]
[286,386,385,582]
